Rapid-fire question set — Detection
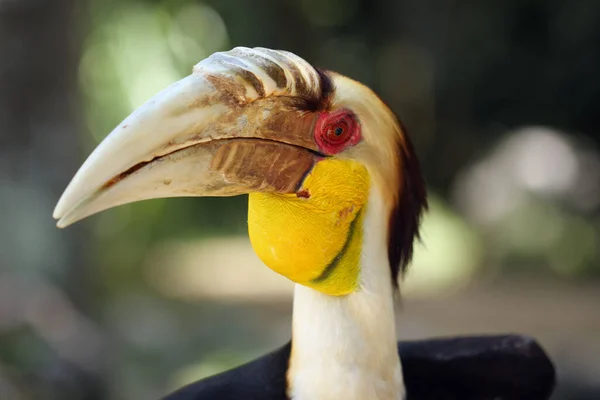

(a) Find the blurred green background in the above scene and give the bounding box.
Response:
[1,0,599,399]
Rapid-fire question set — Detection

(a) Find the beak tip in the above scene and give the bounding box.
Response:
[53,194,77,228]
[53,191,71,219]
[55,211,79,228]
[54,184,83,225]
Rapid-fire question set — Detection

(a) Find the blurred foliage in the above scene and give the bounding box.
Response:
[1,0,600,399]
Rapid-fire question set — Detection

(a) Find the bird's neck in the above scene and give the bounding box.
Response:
[287,187,404,400]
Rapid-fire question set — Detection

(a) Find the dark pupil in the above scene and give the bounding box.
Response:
[334,126,344,136]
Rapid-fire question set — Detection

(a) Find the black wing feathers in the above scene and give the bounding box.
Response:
[163,335,555,400]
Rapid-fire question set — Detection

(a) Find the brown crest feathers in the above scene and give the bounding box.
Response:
[388,121,428,285]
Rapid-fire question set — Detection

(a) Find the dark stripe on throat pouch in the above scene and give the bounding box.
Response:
[310,208,363,284]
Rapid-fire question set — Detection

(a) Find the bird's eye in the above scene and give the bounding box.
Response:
[315,110,361,155]
[325,120,350,144]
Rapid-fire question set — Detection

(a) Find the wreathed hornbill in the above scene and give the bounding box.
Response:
[54,47,555,400]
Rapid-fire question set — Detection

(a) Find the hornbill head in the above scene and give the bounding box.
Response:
[54,47,427,295]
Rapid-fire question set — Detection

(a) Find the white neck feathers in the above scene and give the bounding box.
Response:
[287,187,404,400]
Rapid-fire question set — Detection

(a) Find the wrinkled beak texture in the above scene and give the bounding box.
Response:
[53,47,325,227]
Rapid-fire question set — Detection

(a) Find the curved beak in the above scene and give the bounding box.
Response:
[53,70,321,228]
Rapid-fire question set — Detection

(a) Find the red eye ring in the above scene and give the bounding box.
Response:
[314,109,361,155]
